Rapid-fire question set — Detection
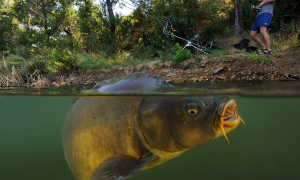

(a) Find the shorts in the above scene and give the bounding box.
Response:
[251,13,273,33]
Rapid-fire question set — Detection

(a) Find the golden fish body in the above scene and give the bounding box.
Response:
[62,73,243,180]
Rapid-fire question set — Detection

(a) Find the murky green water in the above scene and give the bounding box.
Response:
[1,81,300,180]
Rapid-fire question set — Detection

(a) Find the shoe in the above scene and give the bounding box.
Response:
[265,49,272,55]
[258,49,272,55]
[257,48,267,55]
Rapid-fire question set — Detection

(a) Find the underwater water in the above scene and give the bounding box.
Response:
[1,81,300,180]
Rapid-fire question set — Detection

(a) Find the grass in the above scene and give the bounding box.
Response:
[269,21,300,52]
[1,25,298,75]
[210,49,232,57]
[271,32,299,52]
[0,55,26,70]
[0,49,166,74]
[75,52,109,71]
[243,52,272,64]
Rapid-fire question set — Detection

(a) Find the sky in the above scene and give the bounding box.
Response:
[94,0,134,16]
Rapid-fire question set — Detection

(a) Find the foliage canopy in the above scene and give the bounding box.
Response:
[0,0,299,72]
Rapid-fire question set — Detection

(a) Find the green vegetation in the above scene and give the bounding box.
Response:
[44,48,75,73]
[173,43,191,63]
[0,0,299,76]
[289,21,300,46]
[210,49,232,56]
[244,53,272,65]
[75,51,109,71]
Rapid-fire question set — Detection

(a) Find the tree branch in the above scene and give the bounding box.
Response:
[273,12,300,19]
[29,0,69,32]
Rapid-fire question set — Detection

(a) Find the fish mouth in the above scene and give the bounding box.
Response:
[217,100,245,145]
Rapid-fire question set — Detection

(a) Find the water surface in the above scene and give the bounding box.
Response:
[1,81,300,180]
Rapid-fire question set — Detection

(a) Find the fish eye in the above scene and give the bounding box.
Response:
[186,103,199,116]
[187,108,198,115]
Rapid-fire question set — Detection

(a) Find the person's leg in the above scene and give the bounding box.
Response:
[260,26,271,51]
[250,30,266,50]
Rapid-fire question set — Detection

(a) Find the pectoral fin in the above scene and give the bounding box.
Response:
[89,154,154,180]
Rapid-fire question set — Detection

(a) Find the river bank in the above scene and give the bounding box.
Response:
[51,46,300,87]
[0,45,299,88]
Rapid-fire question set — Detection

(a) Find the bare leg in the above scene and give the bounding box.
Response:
[250,30,266,50]
[260,26,271,51]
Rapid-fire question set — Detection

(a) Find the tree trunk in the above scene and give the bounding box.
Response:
[27,9,31,51]
[84,0,91,53]
[27,13,31,29]
[234,0,243,35]
[106,0,116,49]
[63,28,73,51]
[238,1,244,30]
[193,0,199,54]
[42,4,49,42]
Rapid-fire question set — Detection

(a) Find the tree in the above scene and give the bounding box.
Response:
[77,0,94,52]
[0,0,18,55]
[13,0,75,53]
[106,0,117,48]
[234,0,243,35]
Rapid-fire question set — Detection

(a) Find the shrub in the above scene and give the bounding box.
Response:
[46,48,76,72]
[173,43,191,63]
[0,55,25,69]
[75,51,110,71]
[289,21,300,46]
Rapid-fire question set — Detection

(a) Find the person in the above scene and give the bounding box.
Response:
[250,0,276,55]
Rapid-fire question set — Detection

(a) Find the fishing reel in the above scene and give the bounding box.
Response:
[163,15,173,36]
[252,5,260,14]
[163,15,176,38]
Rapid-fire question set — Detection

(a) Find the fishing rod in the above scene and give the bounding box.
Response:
[163,15,210,55]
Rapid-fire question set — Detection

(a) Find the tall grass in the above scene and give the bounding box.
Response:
[270,21,300,51]
[243,53,272,64]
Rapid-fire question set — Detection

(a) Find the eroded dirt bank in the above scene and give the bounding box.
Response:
[51,46,300,87]
[1,46,299,88]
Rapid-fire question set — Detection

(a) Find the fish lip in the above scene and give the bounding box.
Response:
[219,100,241,128]
[213,99,243,145]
